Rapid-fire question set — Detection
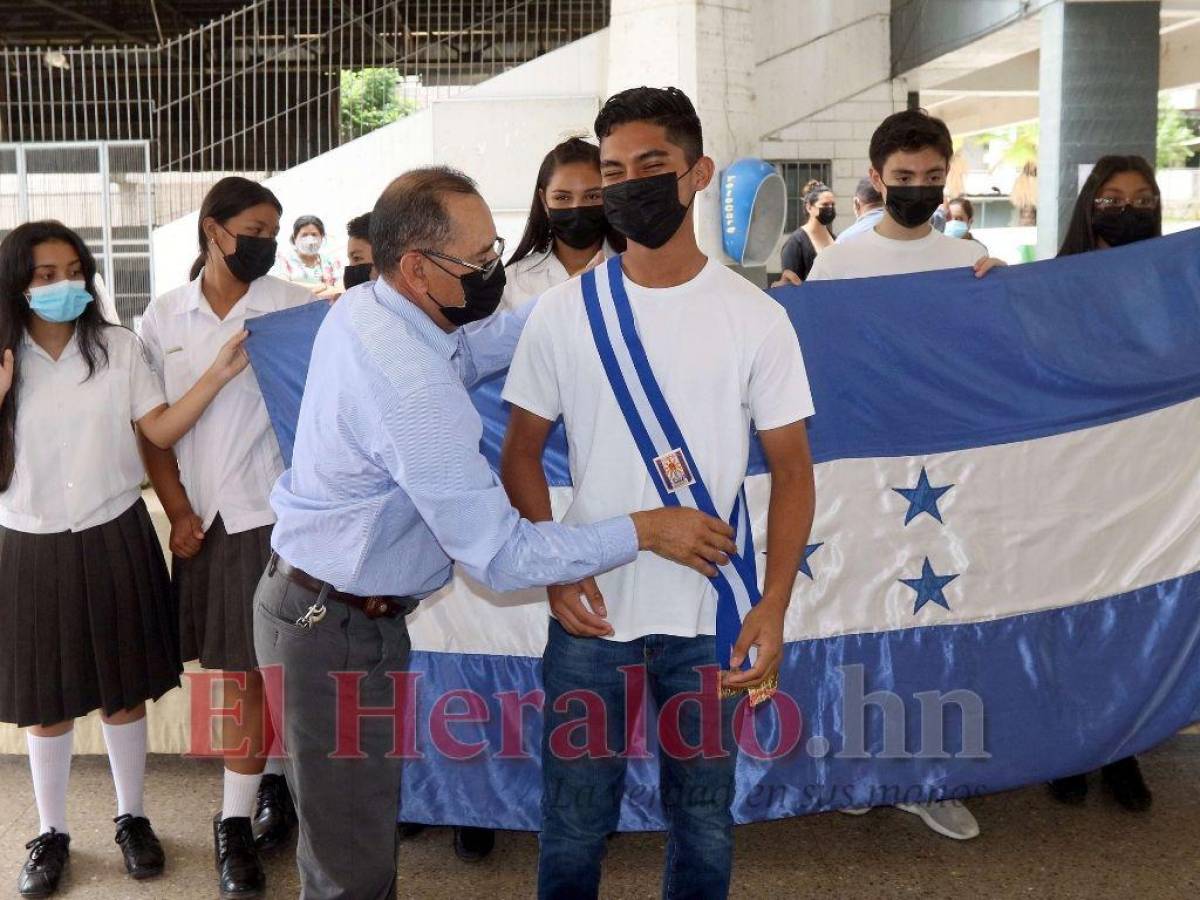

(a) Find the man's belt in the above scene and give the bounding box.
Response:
[268,553,410,620]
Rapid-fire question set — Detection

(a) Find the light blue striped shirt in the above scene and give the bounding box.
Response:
[834,206,886,243]
[269,278,638,598]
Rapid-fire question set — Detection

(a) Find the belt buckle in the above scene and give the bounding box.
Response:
[363,596,390,619]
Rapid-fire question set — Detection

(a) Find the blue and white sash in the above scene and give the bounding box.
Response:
[581,255,760,672]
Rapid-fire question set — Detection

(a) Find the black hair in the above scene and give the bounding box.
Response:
[869,108,954,174]
[507,138,625,269]
[799,180,835,236]
[1057,155,1161,257]
[346,212,372,243]
[594,86,704,164]
[371,166,479,277]
[0,220,112,490]
[190,176,283,280]
[802,180,831,209]
[855,177,883,206]
[291,214,326,242]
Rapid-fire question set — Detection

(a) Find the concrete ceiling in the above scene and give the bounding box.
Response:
[902,0,1200,135]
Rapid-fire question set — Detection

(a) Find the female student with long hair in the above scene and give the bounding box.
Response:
[139,177,313,899]
[501,136,622,312]
[1050,154,1164,813]
[0,220,249,897]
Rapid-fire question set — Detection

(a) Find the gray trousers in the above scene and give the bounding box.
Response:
[253,563,417,900]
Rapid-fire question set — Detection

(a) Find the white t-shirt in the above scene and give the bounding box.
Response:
[0,327,165,534]
[807,226,987,281]
[502,259,815,642]
[139,273,312,534]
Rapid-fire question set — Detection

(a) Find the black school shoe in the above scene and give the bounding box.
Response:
[1048,773,1089,805]
[252,773,297,851]
[1102,756,1153,812]
[454,826,496,862]
[114,815,166,879]
[213,814,266,900]
[17,830,70,898]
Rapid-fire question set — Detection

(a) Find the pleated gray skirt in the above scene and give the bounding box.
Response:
[0,498,182,728]
[175,515,272,672]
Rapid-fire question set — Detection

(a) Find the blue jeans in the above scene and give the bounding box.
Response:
[538,620,739,900]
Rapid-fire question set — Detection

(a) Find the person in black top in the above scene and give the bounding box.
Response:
[1048,154,1163,814]
[776,180,836,284]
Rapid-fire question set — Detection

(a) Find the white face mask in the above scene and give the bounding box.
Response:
[296,235,322,255]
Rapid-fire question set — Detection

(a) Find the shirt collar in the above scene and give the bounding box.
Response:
[186,270,274,316]
[372,275,459,361]
[21,329,81,363]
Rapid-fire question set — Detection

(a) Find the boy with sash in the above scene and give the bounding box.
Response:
[501,87,817,899]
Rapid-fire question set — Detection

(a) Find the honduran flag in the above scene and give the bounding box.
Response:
[245,228,1200,830]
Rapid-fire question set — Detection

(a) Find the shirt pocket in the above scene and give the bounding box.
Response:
[163,342,200,403]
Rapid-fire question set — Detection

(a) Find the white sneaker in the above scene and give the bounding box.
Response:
[839,807,871,816]
[895,801,980,840]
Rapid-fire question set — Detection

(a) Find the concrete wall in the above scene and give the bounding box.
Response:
[153,31,611,293]
[755,1,907,269]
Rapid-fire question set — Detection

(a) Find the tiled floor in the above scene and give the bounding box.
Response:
[0,736,1197,899]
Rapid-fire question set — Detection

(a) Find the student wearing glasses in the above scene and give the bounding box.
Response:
[1048,155,1163,814]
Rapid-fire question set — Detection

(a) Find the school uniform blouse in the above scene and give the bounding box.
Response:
[0,327,165,534]
[138,273,313,535]
[500,242,616,312]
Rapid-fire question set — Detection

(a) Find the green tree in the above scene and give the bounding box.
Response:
[1158,97,1197,168]
[339,68,417,142]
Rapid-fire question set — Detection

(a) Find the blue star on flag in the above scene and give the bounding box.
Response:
[893,467,954,525]
[899,557,959,614]
[798,542,823,579]
[762,542,824,580]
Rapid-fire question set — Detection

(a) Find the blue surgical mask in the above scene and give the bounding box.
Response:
[945,220,970,239]
[26,279,93,323]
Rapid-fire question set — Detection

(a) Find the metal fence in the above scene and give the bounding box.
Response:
[1,0,610,223]
[0,141,154,327]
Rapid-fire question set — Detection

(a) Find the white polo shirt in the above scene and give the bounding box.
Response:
[502,259,815,642]
[0,327,165,534]
[139,273,312,534]
[501,243,617,312]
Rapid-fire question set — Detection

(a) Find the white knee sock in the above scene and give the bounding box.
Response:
[27,730,74,835]
[264,755,285,777]
[101,718,147,819]
[222,768,263,821]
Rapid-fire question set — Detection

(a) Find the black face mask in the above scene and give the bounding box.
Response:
[884,185,944,229]
[216,225,277,284]
[816,206,837,227]
[1091,207,1158,248]
[547,205,609,251]
[426,259,507,328]
[602,168,695,250]
[343,262,373,290]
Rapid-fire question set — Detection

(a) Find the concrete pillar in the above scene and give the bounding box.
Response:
[605,0,757,262]
[1036,1,1161,258]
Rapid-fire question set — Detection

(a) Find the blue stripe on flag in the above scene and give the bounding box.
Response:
[776,228,1200,463]
[398,568,1200,831]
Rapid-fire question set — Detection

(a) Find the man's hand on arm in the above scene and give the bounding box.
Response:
[723,420,815,691]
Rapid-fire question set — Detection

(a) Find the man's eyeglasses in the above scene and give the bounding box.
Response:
[418,237,506,279]
[1093,196,1159,214]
